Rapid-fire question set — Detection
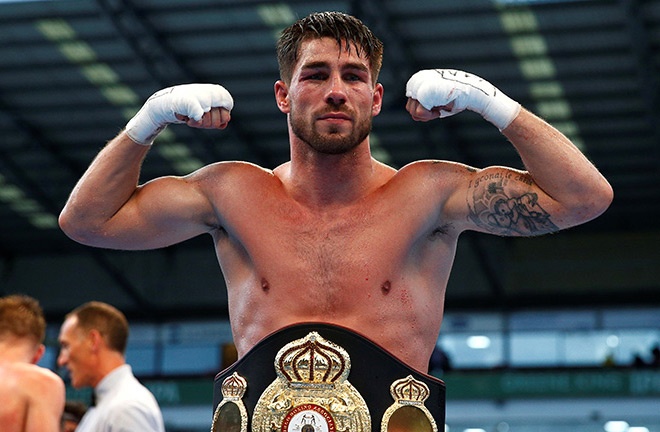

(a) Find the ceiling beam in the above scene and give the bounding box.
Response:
[622,0,660,172]
[0,92,157,314]
[351,0,414,103]
[94,0,276,167]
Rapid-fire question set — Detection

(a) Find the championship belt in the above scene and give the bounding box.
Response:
[211,323,445,432]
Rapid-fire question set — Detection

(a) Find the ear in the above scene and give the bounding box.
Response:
[88,329,104,352]
[274,80,291,114]
[31,344,46,364]
[372,83,384,117]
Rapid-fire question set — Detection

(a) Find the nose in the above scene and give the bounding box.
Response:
[325,75,347,106]
[57,351,67,367]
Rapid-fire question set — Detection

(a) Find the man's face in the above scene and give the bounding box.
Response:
[57,316,94,389]
[277,37,383,155]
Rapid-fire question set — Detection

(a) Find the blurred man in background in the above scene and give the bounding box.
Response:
[57,301,164,432]
[0,294,65,432]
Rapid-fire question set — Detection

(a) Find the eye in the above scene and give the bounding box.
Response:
[344,69,369,83]
[304,72,326,81]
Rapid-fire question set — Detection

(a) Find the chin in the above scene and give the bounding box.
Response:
[70,377,83,389]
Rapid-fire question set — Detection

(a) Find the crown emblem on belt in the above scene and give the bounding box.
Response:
[220,372,247,399]
[253,331,371,431]
[211,372,249,432]
[381,375,438,432]
[390,375,430,404]
[276,331,349,386]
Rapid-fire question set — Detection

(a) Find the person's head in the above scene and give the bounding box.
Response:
[275,12,385,156]
[60,400,87,432]
[0,294,47,363]
[277,11,384,85]
[57,301,129,389]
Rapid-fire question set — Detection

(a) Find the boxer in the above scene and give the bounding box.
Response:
[59,12,612,431]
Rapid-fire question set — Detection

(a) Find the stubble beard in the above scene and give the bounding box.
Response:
[290,110,373,155]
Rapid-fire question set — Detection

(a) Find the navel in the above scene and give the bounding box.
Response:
[261,277,270,292]
[381,280,392,295]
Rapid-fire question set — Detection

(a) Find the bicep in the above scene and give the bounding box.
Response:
[446,166,561,237]
[103,175,217,249]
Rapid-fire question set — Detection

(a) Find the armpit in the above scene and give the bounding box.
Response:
[428,223,453,240]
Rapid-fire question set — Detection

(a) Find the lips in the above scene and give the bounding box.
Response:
[317,112,352,122]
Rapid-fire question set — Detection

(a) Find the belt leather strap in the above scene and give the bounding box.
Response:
[212,323,445,432]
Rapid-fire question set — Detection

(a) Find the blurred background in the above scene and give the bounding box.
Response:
[0,0,659,431]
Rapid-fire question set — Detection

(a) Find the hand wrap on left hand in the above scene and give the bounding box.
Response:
[406,69,521,130]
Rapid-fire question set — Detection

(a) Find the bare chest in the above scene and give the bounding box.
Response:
[216,191,455,321]
[213,190,455,367]
[246,200,410,283]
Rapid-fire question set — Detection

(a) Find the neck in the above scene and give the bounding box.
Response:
[284,140,389,208]
[0,340,38,364]
[92,352,126,388]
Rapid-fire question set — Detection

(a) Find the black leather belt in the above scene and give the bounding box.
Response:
[212,323,445,432]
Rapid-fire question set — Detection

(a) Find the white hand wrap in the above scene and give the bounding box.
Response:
[405,69,521,130]
[125,83,234,145]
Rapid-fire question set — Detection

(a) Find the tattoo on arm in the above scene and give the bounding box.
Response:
[467,173,558,236]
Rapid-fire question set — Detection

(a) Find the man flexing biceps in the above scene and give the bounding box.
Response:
[59,12,612,430]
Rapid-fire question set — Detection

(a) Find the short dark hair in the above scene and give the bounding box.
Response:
[0,294,46,345]
[277,11,384,84]
[66,301,129,354]
[62,400,88,423]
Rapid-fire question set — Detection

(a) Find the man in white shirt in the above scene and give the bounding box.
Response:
[58,301,164,432]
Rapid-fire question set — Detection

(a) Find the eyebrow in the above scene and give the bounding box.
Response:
[300,60,369,74]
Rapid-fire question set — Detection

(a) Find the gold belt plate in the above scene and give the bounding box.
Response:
[252,331,371,432]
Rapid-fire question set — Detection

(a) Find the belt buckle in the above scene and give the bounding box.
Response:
[211,327,443,432]
[252,331,371,432]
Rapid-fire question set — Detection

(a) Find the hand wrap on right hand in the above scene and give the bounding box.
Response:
[125,84,234,145]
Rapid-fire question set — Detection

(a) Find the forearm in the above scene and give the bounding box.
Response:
[59,131,149,244]
[502,108,613,225]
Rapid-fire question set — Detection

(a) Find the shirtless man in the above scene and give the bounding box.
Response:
[0,295,65,432]
[59,12,612,375]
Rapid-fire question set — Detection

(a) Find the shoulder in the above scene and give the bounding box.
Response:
[33,365,65,387]
[384,159,482,232]
[390,159,476,195]
[103,383,164,431]
[111,373,160,406]
[190,161,274,184]
[28,366,65,399]
[398,159,476,178]
[6,363,65,405]
[184,161,277,199]
[6,362,63,388]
